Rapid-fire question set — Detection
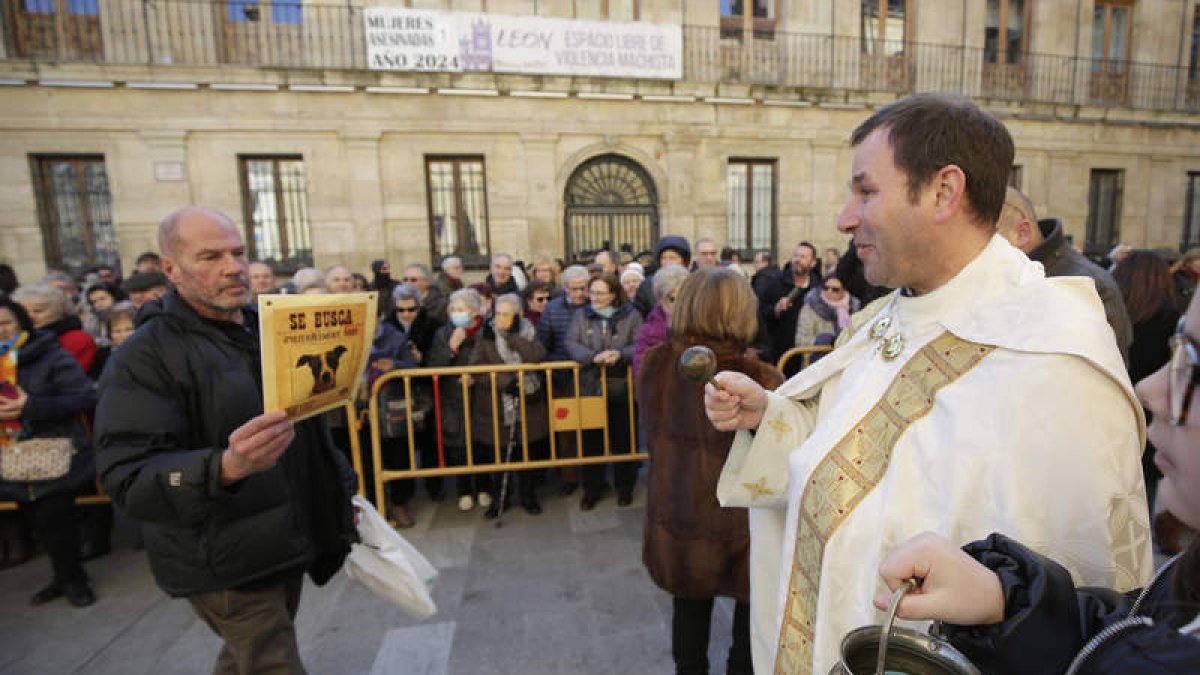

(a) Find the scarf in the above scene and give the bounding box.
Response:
[492,318,541,425]
[0,331,29,447]
[824,291,853,331]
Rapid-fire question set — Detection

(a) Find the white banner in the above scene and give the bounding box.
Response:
[364,8,682,80]
[364,8,463,72]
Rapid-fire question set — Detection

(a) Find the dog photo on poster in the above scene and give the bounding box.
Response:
[259,292,378,422]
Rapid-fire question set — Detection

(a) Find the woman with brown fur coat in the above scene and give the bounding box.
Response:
[636,267,784,675]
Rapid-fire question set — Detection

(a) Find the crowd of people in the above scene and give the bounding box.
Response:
[1,92,1198,675]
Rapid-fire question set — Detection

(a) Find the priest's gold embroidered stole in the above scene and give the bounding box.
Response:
[773,332,994,674]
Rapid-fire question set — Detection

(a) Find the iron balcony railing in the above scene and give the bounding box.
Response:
[3,0,1198,113]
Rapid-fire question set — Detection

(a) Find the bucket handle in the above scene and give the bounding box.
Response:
[875,577,919,675]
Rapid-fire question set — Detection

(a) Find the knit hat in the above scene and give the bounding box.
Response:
[654,235,691,265]
[121,271,169,293]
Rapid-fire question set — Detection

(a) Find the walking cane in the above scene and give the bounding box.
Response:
[492,396,520,529]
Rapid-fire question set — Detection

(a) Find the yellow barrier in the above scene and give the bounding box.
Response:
[776,345,833,373]
[363,361,645,511]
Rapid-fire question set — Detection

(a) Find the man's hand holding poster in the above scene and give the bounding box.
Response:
[260,293,378,422]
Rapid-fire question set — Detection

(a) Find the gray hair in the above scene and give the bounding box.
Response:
[441,256,462,273]
[652,264,689,302]
[291,267,327,293]
[448,287,482,312]
[12,283,74,321]
[105,300,138,324]
[491,253,513,266]
[560,264,589,286]
[404,262,432,279]
[41,270,74,288]
[392,283,421,304]
[494,293,522,314]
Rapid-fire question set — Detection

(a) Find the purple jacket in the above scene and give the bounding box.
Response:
[633,303,670,375]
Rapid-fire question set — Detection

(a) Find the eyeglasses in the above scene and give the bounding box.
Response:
[395,306,419,314]
[1169,318,1200,425]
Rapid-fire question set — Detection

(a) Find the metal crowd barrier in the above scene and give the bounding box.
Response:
[360,361,644,512]
[776,345,833,373]
[2,350,834,514]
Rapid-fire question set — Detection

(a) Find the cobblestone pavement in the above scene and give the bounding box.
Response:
[0,479,739,675]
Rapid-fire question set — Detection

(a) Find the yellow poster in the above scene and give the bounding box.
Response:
[259,292,378,422]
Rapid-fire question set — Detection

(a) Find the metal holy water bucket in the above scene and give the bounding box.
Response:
[830,580,981,675]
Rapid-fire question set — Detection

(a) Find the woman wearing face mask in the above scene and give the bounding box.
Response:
[565,273,643,510]
[872,293,1200,674]
[428,289,492,512]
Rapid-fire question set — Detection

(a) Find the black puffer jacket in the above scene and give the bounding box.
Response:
[0,330,96,502]
[944,533,1200,674]
[94,292,357,597]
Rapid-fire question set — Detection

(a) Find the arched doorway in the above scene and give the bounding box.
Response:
[564,154,659,261]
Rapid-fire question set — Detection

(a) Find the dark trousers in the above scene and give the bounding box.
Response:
[672,597,752,675]
[487,436,549,503]
[581,400,638,494]
[19,491,86,585]
[188,574,306,675]
[378,433,415,507]
[446,445,493,498]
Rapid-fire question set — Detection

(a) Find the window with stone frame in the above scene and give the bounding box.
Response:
[238,155,313,272]
[984,0,1029,65]
[425,156,491,269]
[720,0,777,40]
[3,0,102,59]
[1184,172,1200,251]
[30,154,120,277]
[727,159,776,257]
[575,0,638,21]
[1009,165,1023,189]
[1090,0,1134,102]
[861,0,906,55]
[1085,169,1124,256]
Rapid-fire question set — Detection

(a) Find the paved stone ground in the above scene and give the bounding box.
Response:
[0,478,740,675]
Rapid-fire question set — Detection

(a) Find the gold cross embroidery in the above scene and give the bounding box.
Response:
[766,416,792,440]
[742,477,775,500]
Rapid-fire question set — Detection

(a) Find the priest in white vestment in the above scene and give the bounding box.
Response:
[704,94,1152,675]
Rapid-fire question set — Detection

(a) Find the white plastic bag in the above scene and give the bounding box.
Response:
[344,494,438,619]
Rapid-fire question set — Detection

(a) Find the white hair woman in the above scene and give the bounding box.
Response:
[12,284,98,376]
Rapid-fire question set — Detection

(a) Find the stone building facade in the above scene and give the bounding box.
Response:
[1,0,1198,282]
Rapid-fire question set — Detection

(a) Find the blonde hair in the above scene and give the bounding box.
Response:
[669,267,758,344]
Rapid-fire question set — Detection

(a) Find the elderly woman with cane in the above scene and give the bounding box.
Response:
[468,293,548,518]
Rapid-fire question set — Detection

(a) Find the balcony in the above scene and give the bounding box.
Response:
[2,0,1198,114]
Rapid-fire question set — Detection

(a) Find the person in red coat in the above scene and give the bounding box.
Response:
[636,267,784,675]
[12,284,97,376]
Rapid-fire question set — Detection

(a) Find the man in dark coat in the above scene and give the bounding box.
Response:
[485,253,520,296]
[94,207,357,674]
[536,264,591,493]
[632,235,691,317]
[757,241,820,364]
[997,186,1132,363]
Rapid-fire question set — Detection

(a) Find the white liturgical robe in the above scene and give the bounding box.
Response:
[718,235,1152,674]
